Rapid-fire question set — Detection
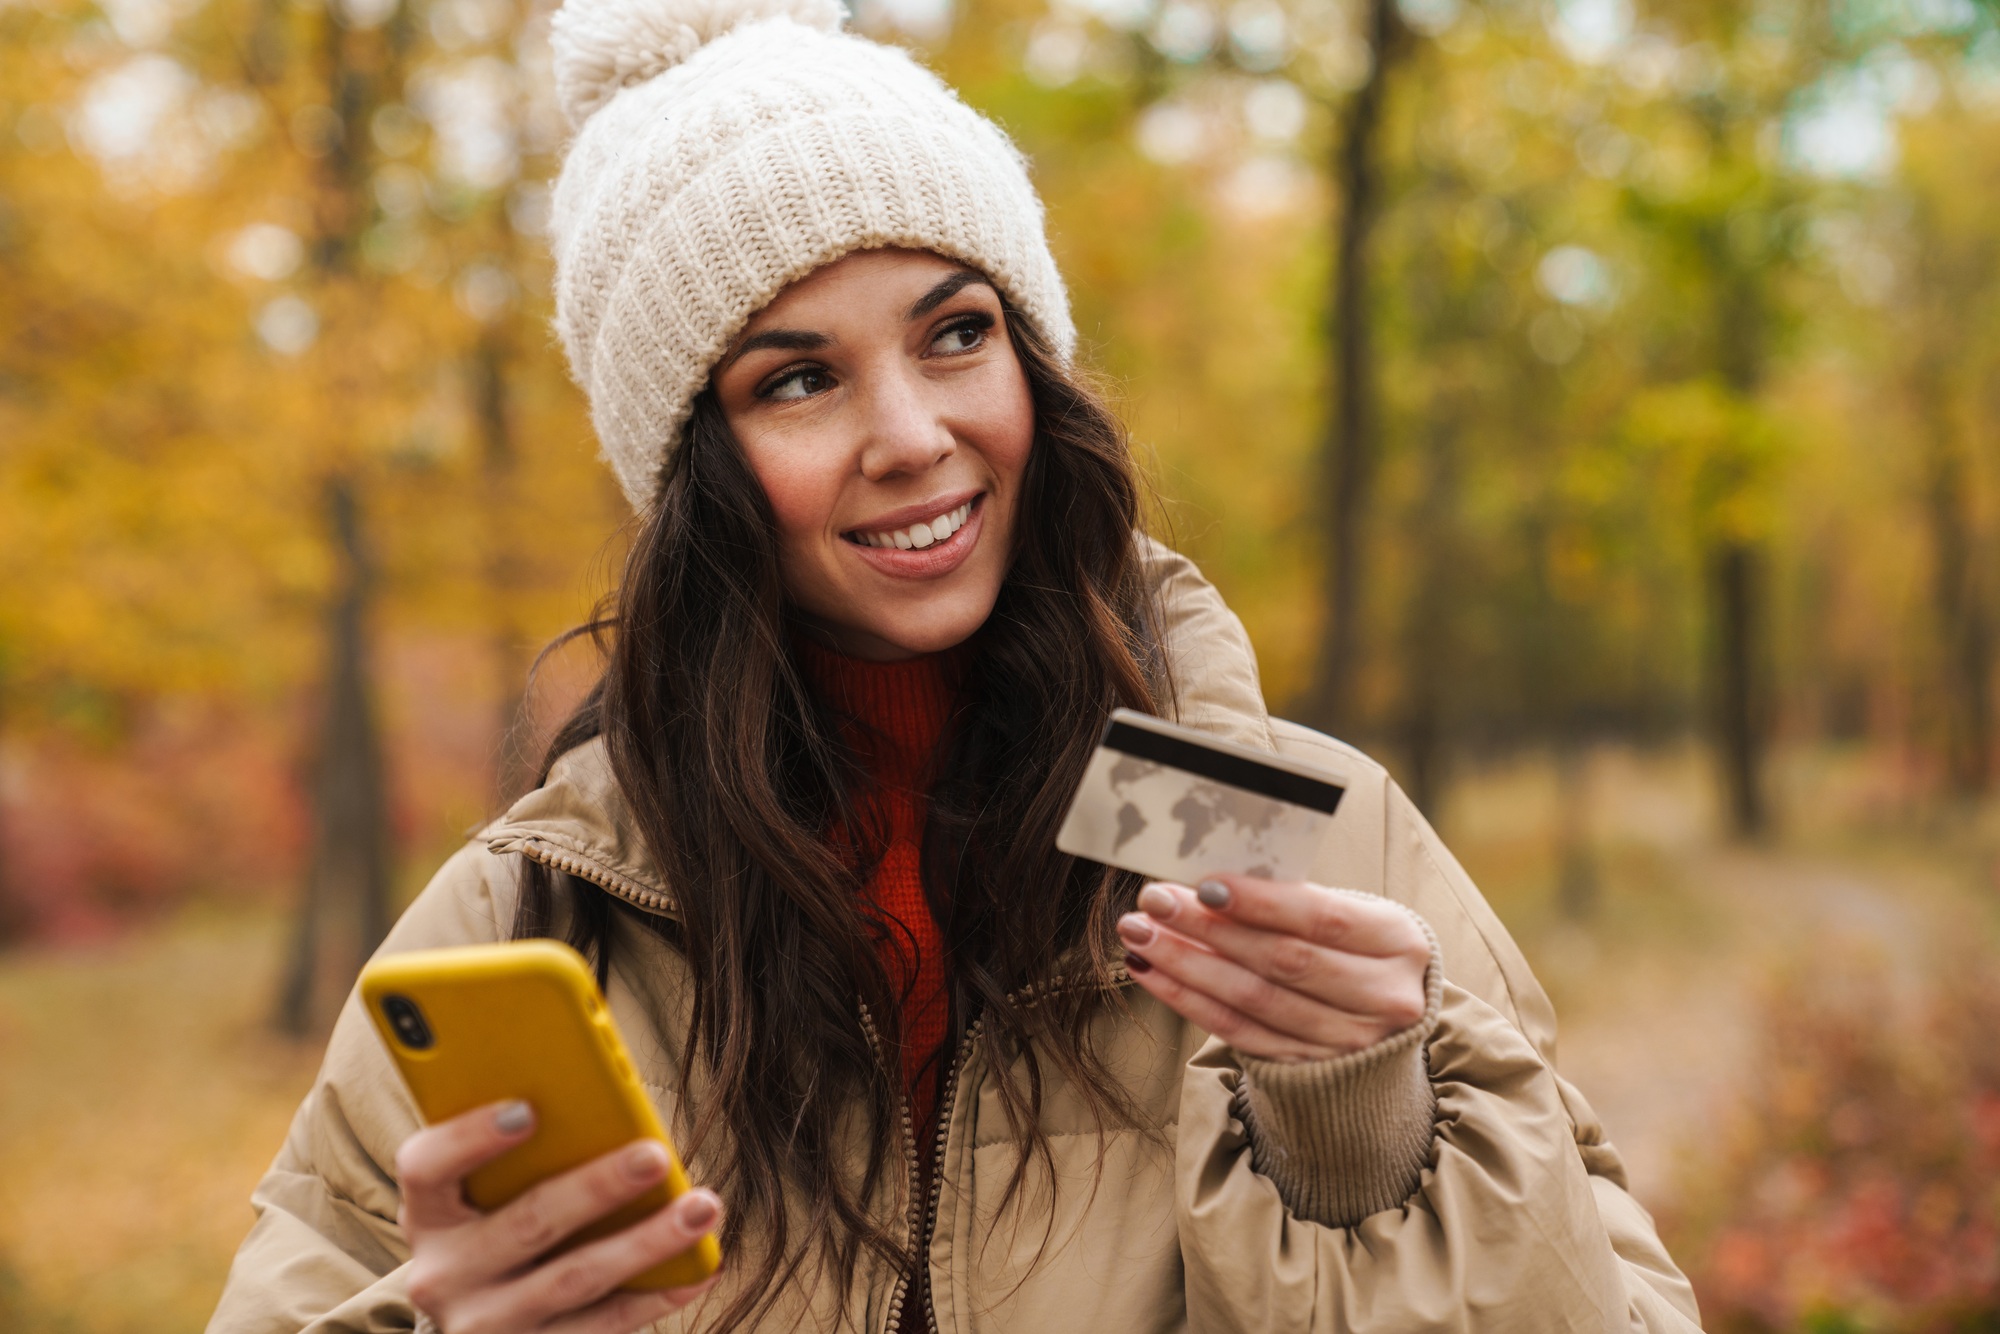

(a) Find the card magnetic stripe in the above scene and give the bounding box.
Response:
[1099,721,1346,814]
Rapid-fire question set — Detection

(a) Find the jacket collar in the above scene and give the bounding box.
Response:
[483,537,1273,918]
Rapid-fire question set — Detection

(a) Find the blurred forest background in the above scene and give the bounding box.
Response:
[4,0,2000,1325]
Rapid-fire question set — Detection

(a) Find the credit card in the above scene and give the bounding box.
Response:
[1055,709,1346,884]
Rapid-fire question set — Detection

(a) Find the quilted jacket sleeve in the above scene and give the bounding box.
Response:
[1173,738,1703,1332]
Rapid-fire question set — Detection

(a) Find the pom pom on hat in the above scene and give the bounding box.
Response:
[551,0,846,127]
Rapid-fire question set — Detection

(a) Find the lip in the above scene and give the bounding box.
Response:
[843,493,987,581]
[843,488,985,539]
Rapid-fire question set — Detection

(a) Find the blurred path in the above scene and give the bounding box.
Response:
[1453,751,1995,1207]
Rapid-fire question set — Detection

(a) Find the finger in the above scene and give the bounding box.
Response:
[466,1139,678,1286]
[473,1187,722,1331]
[1122,948,1334,1062]
[1189,874,1431,958]
[1135,883,1427,1020]
[547,1279,720,1334]
[1120,916,1394,1053]
[396,1100,538,1231]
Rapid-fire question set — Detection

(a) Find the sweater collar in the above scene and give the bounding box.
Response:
[794,635,965,790]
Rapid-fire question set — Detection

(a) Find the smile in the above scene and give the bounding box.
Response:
[845,499,975,550]
[840,493,987,579]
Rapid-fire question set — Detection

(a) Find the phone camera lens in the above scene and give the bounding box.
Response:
[381,994,434,1050]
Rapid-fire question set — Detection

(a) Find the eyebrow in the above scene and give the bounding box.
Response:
[721,327,830,370]
[721,271,993,370]
[908,270,991,320]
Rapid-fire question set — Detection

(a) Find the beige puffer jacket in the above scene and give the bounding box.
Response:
[208,543,1703,1333]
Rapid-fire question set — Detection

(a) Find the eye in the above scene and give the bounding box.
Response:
[760,366,834,402]
[929,315,991,356]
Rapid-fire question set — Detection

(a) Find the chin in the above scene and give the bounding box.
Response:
[872,611,988,657]
[855,584,1001,658]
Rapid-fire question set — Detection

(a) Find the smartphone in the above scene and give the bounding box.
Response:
[360,939,721,1289]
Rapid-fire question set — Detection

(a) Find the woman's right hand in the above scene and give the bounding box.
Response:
[396,1100,722,1334]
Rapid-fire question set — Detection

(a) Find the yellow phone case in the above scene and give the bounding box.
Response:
[360,940,721,1289]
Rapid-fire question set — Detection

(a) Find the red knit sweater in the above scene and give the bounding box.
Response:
[796,638,958,1135]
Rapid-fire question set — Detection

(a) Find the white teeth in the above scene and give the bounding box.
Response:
[855,501,973,552]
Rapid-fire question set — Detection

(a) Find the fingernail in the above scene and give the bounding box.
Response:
[1196,879,1231,909]
[1117,913,1156,947]
[625,1140,670,1180]
[678,1190,720,1230]
[1125,953,1152,974]
[494,1100,534,1135]
[1137,883,1177,919]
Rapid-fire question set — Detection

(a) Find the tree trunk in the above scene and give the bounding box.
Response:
[1918,364,1991,795]
[1298,0,1408,735]
[271,0,406,1036]
[1400,665,1443,821]
[277,477,393,1036]
[1710,539,1766,838]
[1399,409,1459,820]
[1709,258,1770,840]
[473,326,535,804]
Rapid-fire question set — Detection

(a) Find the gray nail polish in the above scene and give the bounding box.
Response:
[626,1140,670,1179]
[494,1100,533,1134]
[1196,879,1231,908]
[679,1191,719,1229]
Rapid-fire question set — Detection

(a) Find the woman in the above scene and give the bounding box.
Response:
[209,1,1704,1330]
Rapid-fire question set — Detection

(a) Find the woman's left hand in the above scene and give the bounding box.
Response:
[1117,872,1431,1064]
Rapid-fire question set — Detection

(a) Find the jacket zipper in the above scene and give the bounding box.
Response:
[883,1015,984,1334]
[510,836,677,916]
[879,964,1128,1334]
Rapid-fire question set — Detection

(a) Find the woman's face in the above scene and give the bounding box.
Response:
[710,248,1036,662]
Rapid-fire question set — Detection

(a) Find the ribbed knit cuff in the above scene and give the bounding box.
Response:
[1234,897,1444,1229]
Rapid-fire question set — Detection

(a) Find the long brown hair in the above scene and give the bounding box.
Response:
[513,299,1165,1327]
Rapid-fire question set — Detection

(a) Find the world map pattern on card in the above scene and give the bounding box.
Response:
[1058,746,1336,885]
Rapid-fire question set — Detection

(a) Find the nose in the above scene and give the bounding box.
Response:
[856,363,954,482]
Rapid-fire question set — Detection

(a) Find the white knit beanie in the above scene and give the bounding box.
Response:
[546,0,1077,509]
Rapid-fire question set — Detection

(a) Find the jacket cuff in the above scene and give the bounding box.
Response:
[1233,895,1444,1228]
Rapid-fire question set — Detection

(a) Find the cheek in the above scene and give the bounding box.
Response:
[970,365,1036,488]
[737,437,843,568]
